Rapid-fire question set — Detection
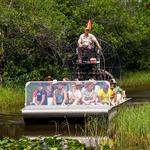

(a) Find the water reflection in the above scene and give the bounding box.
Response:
[0,116,107,138]
[0,115,85,138]
[24,121,85,137]
[0,114,24,138]
[126,87,150,102]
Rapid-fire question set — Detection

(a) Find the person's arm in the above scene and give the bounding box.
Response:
[95,39,102,50]
[91,34,102,50]
[40,95,46,105]
[78,35,83,47]
[53,90,57,105]
[62,90,68,105]
[33,90,39,105]
[97,90,103,102]
[73,91,82,105]
[82,95,91,105]
[117,86,123,93]
[76,91,82,99]
[40,91,46,105]
[90,93,97,103]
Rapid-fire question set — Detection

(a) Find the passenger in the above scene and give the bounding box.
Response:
[32,83,47,105]
[62,77,70,81]
[63,77,72,101]
[53,82,67,105]
[74,78,79,81]
[97,82,113,105]
[77,20,102,63]
[110,79,124,105]
[69,82,82,105]
[89,78,101,94]
[46,83,54,105]
[81,82,97,105]
[44,75,54,81]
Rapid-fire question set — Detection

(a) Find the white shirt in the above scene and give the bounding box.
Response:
[78,33,97,46]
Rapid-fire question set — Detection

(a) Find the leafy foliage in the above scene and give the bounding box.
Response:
[0,136,85,150]
[0,0,149,85]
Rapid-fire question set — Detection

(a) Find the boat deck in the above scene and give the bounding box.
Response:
[22,98,131,118]
[22,105,111,118]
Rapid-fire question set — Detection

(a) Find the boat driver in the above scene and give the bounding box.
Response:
[77,20,102,63]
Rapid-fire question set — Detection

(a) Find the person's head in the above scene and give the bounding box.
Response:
[46,83,53,91]
[110,79,117,88]
[84,28,90,35]
[75,81,82,89]
[102,82,109,92]
[37,83,43,91]
[86,82,94,91]
[44,75,53,81]
[74,78,79,81]
[57,83,64,90]
[63,77,69,81]
[47,76,53,81]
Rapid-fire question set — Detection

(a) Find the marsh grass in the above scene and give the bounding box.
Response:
[110,105,150,150]
[120,72,150,87]
[85,115,108,137]
[0,86,24,114]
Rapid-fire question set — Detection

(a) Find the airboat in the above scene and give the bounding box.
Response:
[22,40,130,120]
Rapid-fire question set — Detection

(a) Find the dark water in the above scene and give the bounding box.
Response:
[126,86,150,102]
[0,87,149,138]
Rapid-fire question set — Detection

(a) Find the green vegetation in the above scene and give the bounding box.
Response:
[85,115,108,137]
[0,0,150,86]
[86,105,150,149]
[0,136,113,150]
[0,136,85,150]
[120,71,150,87]
[110,105,150,150]
[0,86,24,114]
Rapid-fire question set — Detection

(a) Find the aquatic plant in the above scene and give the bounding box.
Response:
[0,86,24,114]
[0,136,85,150]
[110,104,150,149]
[85,115,108,137]
[120,71,150,87]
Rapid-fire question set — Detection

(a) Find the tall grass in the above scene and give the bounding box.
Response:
[110,105,150,150]
[120,72,150,87]
[0,86,24,114]
[85,115,108,137]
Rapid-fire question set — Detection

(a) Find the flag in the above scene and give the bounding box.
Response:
[86,19,92,30]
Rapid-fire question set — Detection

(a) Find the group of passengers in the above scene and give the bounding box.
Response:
[31,78,125,106]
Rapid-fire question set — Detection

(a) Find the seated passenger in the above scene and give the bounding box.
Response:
[81,82,97,105]
[32,83,47,105]
[77,20,102,63]
[110,79,124,105]
[97,82,113,105]
[63,77,72,101]
[46,83,54,105]
[44,75,54,81]
[69,82,82,105]
[53,83,67,105]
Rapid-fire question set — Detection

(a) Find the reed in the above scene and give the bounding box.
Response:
[110,104,150,149]
[0,86,24,114]
[120,71,150,87]
[85,115,108,137]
